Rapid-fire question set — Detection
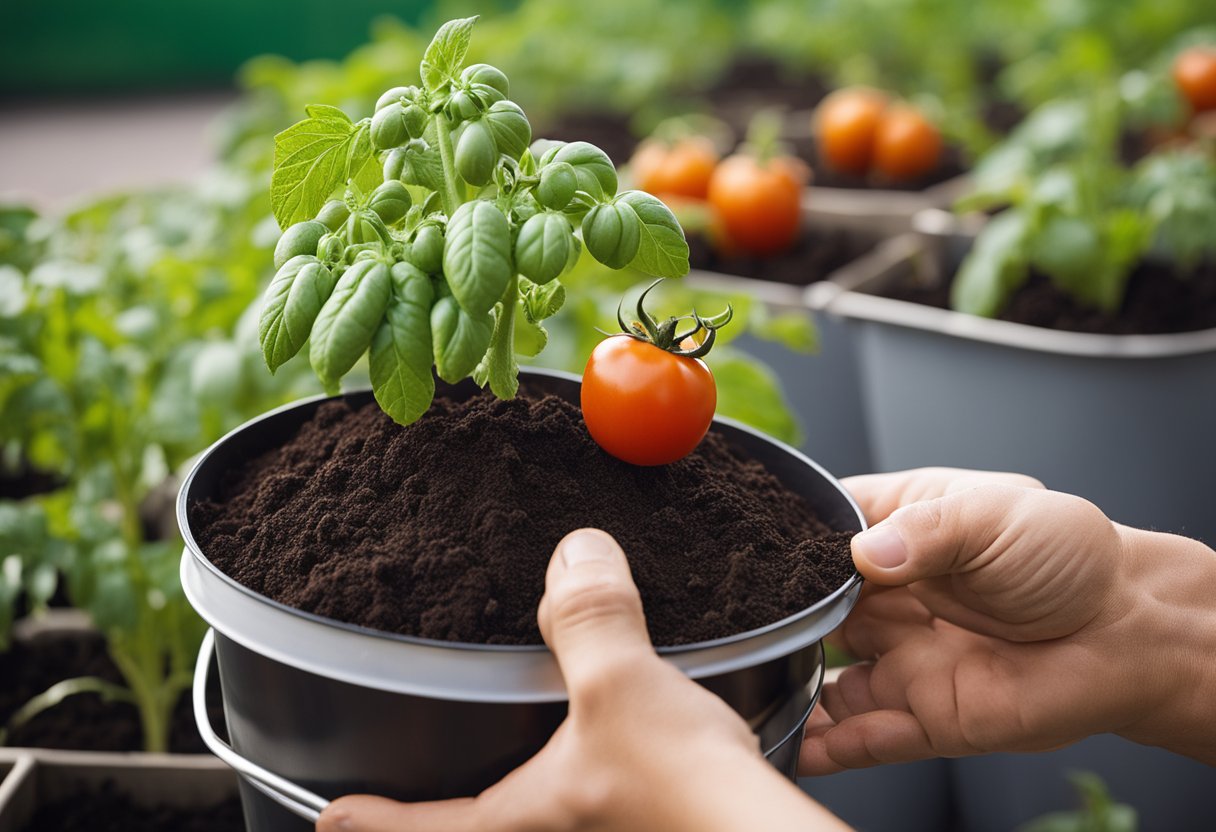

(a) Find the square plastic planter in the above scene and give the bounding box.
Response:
[687,203,912,477]
[0,749,236,832]
[808,222,1216,545]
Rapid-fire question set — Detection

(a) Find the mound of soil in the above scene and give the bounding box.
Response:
[191,390,855,647]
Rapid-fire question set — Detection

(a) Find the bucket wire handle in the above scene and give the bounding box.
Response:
[194,629,332,823]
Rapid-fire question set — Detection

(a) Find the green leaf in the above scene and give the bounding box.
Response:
[442,201,513,316]
[616,191,691,278]
[305,104,352,124]
[709,349,801,446]
[513,302,548,357]
[473,276,520,399]
[271,115,359,230]
[543,142,618,200]
[370,263,435,425]
[431,290,493,382]
[309,260,392,389]
[756,312,818,353]
[421,16,478,91]
[346,122,384,196]
[951,211,1031,318]
[259,255,337,372]
[520,276,566,322]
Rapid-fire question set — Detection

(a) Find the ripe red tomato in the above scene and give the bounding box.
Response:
[815,88,888,176]
[1173,47,1216,113]
[872,105,943,182]
[706,154,806,256]
[582,334,717,466]
[630,137,720,200]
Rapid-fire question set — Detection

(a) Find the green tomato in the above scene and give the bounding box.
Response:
[582,203,640,269]
[375,85,419,111]
[369,181,412,225]
[461,64,509,98]
[483,101,531,161]
[411,225,444,274]
[315,199,351,231]
[274,221,328,270]
[536,162,577,210]
[455,120,498,187]
[515,212,573,285]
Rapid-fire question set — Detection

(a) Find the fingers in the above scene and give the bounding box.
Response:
[802,710,938,773]
[849,482,1043,586]
[842,468,1044,526]
[319,795,481,832]
[539,529,655,699]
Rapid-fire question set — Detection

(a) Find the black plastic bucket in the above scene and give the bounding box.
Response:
[179,369,865,831]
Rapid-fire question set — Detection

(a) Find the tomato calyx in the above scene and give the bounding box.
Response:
[615,279,733,359]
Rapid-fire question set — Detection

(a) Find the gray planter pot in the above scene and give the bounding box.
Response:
[687,204,912,477]
[807,225,1216,544]
[0,749,235,832]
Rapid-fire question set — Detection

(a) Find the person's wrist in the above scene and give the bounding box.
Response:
[1109,526,1216,759]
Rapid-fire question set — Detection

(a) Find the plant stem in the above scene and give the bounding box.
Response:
[1,676,136,745]
[434,114,465,215]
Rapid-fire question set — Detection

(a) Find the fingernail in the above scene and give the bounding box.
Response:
[854,524,907,569]
[559,530,616,567]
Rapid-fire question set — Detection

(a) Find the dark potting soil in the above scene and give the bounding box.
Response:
[191,390,855,647]
[0,629,225,752]
[688,224,880,286]
[19,783,245,832]
[887,258,1216,336]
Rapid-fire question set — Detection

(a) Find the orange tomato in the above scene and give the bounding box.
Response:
[872,105,943,182]
[814,88,888,176]
[1173,47,1216,114]
[706,154,806,256]
[629,137,720,200]
[582,334,716,466]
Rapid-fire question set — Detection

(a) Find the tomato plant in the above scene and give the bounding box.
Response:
[814,87,887,176]
[1173,47,1216,113]
[261,16,692,425]
[707,148,806,256]
[582,280,732,466]
[629,136,720,200]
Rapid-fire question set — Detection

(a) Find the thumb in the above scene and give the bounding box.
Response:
[850,484,1029,586]
[539,529,654,695]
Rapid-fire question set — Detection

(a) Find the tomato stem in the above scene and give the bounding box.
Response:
[616,279,733,359]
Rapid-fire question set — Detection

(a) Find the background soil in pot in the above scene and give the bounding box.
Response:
[192,389,855,647]
[18,783,244,832]
[888,259,1216,335]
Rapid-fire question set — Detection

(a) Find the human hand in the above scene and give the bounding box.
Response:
[800,468,1216,773]
[320,529,848,832]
